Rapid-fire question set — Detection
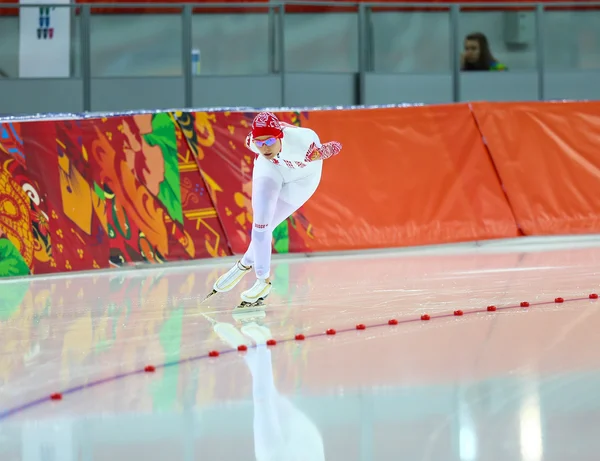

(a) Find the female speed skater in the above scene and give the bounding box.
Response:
[207,111,342,307]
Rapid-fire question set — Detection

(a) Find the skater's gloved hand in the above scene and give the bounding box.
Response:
[304,141,342,162]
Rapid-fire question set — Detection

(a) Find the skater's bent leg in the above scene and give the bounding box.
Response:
[243,167,321,278]
[244,175,282,278]
[241,198,300,268]
[240,242,254,268]
[251,225,273,279]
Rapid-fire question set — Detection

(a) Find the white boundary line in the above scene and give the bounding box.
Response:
[2,234,600,284]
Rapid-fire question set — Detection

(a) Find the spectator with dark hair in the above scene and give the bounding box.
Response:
[461,32,507,71]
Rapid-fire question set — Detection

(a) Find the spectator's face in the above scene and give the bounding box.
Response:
[464,39,480,62]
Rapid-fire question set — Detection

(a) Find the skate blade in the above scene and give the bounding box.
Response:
[235,299,266,311]
[202,289,217,302]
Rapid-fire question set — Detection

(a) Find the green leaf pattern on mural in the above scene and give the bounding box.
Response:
[273,220,290,254]
[93,181,105,201]
[143,114,183,225]
[0,238,30,319]
[0,238,30,277]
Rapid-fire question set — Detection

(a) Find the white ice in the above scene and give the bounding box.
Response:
[1,235,600,461]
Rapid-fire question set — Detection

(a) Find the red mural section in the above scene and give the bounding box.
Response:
[20,120,110,274]
[0,113,231,277]
[0,122,43,276]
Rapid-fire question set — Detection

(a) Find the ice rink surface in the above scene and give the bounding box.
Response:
[1,235,600,461]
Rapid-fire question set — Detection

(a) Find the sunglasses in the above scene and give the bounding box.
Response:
[253,137,278,148]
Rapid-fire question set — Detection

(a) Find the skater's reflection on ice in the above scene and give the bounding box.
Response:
[207,311,325,461]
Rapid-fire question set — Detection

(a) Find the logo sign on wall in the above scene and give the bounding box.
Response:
[18,0,71,78]
[38,7,54,40]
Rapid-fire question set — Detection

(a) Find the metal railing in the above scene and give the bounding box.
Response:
[1,1,599,109]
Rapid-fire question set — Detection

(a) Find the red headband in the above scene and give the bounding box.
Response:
[251,111,283,139]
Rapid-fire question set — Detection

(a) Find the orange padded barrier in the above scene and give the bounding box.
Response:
[296,105,519,251]
[471,101,600,236]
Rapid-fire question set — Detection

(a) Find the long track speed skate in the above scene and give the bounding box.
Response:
[234,278,272,310]
[235,298,267,310]
[203,260,252,302]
